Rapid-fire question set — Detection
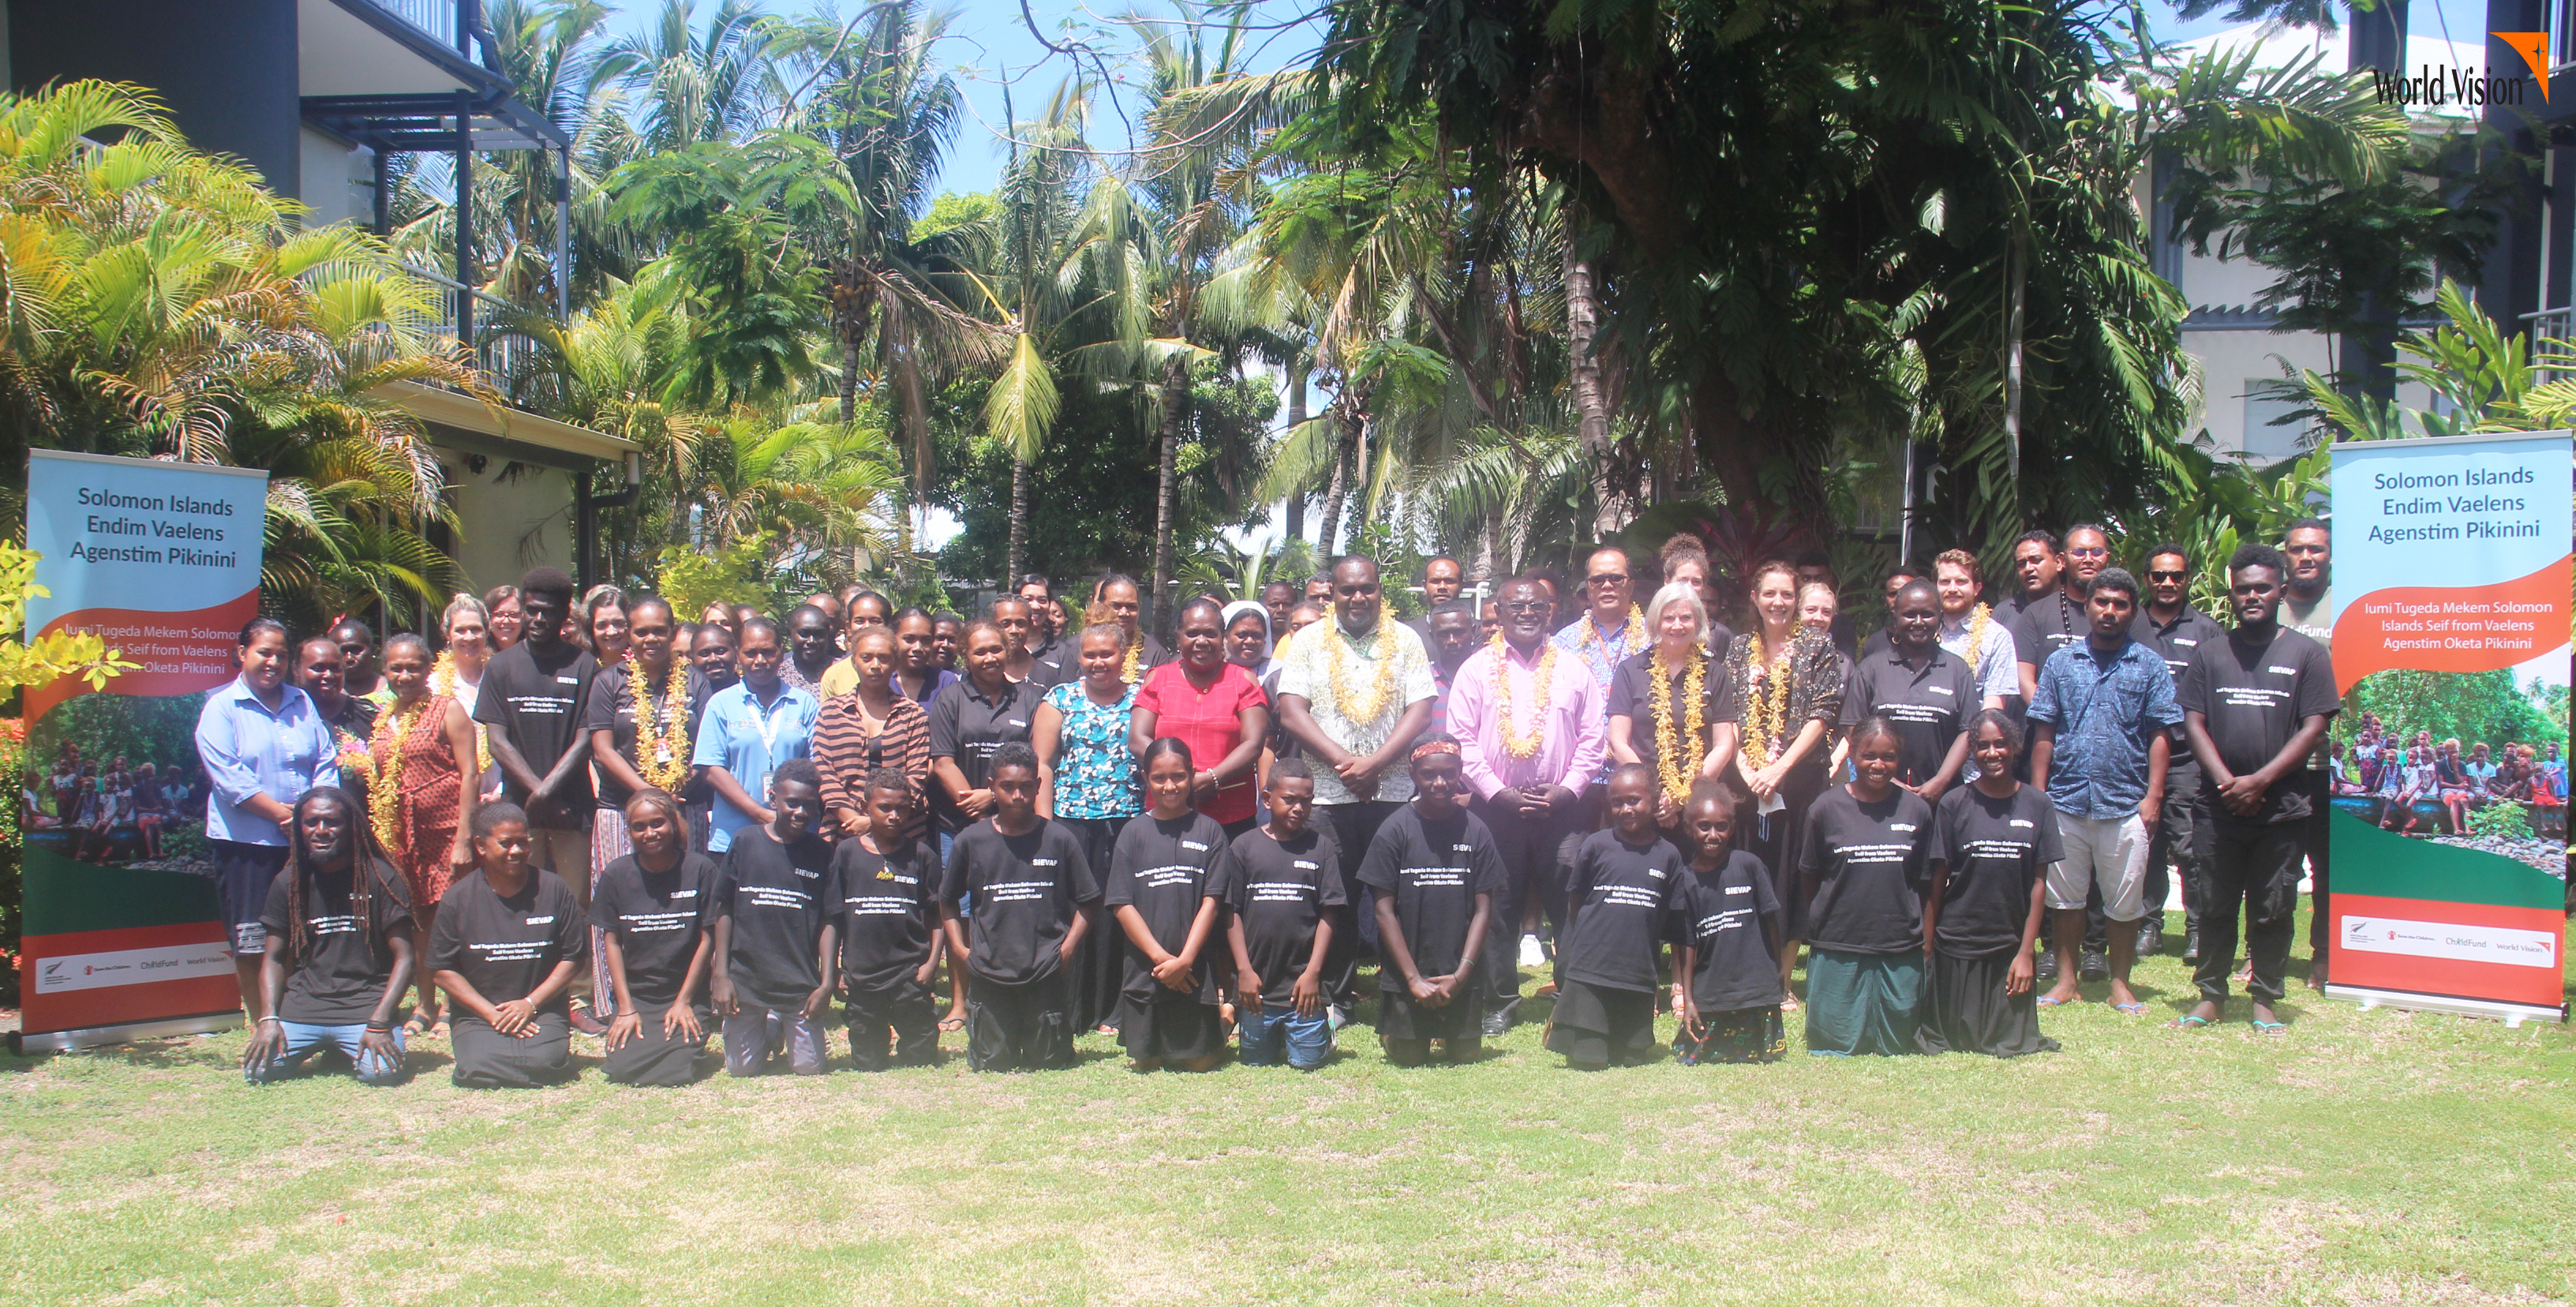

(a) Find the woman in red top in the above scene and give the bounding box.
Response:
[1129,597,1271,835]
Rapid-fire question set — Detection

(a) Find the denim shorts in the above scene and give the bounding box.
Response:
[1236,1001,1332,1069]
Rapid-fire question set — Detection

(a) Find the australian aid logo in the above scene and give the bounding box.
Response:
[2372,32,2553,106]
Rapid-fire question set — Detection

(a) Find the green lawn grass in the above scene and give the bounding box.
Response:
[5,913,2572,1307]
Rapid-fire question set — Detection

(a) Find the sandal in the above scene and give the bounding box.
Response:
[936,1008,965,1033]
[2167,1014,2215,1030]
[2250,1018,2289,1035]
[2110,1002,2150,1016]
[2035,995,2080,1007]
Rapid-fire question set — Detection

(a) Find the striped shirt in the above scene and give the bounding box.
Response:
[813,690,931,818]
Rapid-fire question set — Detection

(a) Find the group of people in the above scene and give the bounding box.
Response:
[199,516,2350,1088]
[2337,720,2566,834]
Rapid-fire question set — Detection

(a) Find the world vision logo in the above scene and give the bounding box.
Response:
[2372,32,2554,106]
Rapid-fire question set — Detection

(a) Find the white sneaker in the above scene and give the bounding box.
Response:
[1518,934,1545,968]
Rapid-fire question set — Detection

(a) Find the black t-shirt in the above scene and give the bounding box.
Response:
[1604,648,1739,777]
[1671,849,1783,1012]
[257,858,414,1024]
[1357,804,1507,987]
[1208,826,1346,1005]
[474,641,600,822]
[939,818,1101,985]
[580,663,712,811]
[2176,626,2338,824]
[1025,636,1076,689]
[587,851,716,1008]
[926,677,1036,833]
[833,835,941,992]
[429,869,588,1013]
[2010,592,2086,672]
[1931,784,2060,955]
[1839,642,1978,787]
[713,827,837,1010]
[1556,830,1686,992]
[1797,785,1935,955]
[1103,811,1228,1004]
[2131,605,2227,761]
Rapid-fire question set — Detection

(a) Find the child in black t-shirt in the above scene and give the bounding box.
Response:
[1922,710,2061,1058]
[1546,765,1686,1069]
[1361,736,1506,1066]
[590,788,719,1085]
[242,788,416,1086]
[429,800,590,1088]
[1214,761,1344,1070]
[711,758,839,1077]
[834,770,945,1070]
[939,743,1102,1072]
[1106,739,1228,1071]
[1671,781,1786,1065]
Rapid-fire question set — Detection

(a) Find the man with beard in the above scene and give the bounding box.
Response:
[1408,556,1466,646]
[781,605,842,698]
[1422,600,1481,744]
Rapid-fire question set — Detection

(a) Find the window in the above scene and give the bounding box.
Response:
[2241,392,2308,459]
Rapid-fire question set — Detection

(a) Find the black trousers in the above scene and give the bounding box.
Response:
[1321,801,1401,1003]
[846,976,940,1070]
[965,974,1074,1072]
[1472,794,1581,1013]
[2193,817,2305,1004]
[2301,771,2334,962]
[2149,767,2207,932]
[603,1002,715,1086]
[451,1011,576,1088]
[1058,817,1126,1032]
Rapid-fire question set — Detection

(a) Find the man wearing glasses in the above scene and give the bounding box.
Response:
[2132,545,2226,962]
[1553,547,1646,689]
[2275,518,2335,987]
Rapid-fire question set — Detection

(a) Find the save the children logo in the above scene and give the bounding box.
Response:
[2373,32,2553,106]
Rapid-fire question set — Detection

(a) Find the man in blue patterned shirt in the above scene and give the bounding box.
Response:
[2026,567,2181,1013]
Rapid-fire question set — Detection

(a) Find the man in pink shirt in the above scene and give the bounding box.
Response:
[1447,577,1607,1034]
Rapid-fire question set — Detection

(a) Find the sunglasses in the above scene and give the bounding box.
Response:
[1589,574,1630,586]
[1500,601,1548,614]
[2147,570,2187,582]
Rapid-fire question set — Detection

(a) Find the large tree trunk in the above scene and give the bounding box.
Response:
[1006,454,1032,590]
[1282,358,1308,541]
[1564,237,1628,537]
[1151,351,1189,634]
[1477,500,1503,583]
[1316,405,1357,557]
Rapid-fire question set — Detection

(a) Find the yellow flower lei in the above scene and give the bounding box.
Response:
[1962,602,1992,668]
[364,699,429,852]
[1649,650,1708,805]
[628,655,695,793]
[1739,635,1798,770]
[431,651,492,774]
[1324,624,1402,724]
[1488,633,1556,761]
[1121,638,1141,685]
[1576,604,1645,666]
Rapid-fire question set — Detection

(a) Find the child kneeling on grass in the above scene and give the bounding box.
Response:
[1213,760,1343,1070]
[1106,738,1229,1072]
[940,743,1102,1072]
[1670,781,1787,1065]
[429,800,587,1088]
[1362,736,1506,1066]
[833,769,945,1070]
[243,787,414,1087]
[591,788,719,1086]
[1546,765,1686,1068]
[710,758,839,1077]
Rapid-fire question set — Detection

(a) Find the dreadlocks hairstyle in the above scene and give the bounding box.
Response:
[284,786,393,965]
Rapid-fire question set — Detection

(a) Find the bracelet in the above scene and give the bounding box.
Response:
[255,1016,281,1027]
[364,1024,392,1034]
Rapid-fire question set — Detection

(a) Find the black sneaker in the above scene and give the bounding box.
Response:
[2136,922,2164,956]
[2079,948,2109,983]
[1481,1009,1511,1039]
[2182,927,2200,962]
[2035,950,2059,981]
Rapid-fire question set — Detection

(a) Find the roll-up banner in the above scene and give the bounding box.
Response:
[15,450,269,1051]
[2327,431,2569,1025]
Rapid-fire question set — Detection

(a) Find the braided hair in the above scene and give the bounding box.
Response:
[283,786,394,965]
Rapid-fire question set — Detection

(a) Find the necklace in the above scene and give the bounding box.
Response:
[365,698,429,852]
[1739,631,1799,770]
[431,651,491,773]
[628,655,694,793]
[746,687,794,757]
[1121,637,1141,684]
[1962,603,1991,663]
[1576,604,1644,668]
[1488,634,1556,760]
[1649,648,1707,805]
[1325,624,1402,724]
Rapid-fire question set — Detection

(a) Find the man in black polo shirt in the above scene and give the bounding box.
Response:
[2013,525,2108,700]
[474,567,597,894]
[2132,543,2226,961]
[1018,575,1076,689]
[1839,579,1975,799]
[2177,545,2335,1033]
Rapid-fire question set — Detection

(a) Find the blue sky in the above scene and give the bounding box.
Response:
[601,0,2506,200]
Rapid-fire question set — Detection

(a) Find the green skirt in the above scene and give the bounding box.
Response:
[1803,949,1925,1057]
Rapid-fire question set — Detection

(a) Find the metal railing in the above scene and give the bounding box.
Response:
[361,0,462,51]
[2525,305,2576,382]
[400,260,541,388]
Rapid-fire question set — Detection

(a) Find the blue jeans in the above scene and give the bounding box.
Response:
[243,1021,407,1085]
[1236,1001,1332,1069]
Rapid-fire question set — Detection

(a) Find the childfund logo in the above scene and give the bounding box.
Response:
[2372,32,2554,106]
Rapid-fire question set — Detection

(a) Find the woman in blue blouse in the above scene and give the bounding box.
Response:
[1032,620,1142,1032]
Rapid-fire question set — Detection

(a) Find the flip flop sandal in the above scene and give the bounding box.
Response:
[2167,1014,2216,1030]
[2250,1019,2289,1035]
[2110,1002,2151,1016]
[2035,995,2080,1007]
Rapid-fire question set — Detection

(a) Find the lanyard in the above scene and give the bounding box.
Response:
[746,690,795,757]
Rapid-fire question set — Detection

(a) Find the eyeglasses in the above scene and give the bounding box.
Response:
[1499,601,1548,614]
[1589,574,1629,586]
[2147,570,2187,582]
[2067,546,2109,558]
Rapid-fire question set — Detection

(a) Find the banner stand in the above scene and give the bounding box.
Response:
[2323,983,2563,1028]
[12,1010,242,1054]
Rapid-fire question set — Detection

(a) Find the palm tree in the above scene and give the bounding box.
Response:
[982,81,1096,586]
